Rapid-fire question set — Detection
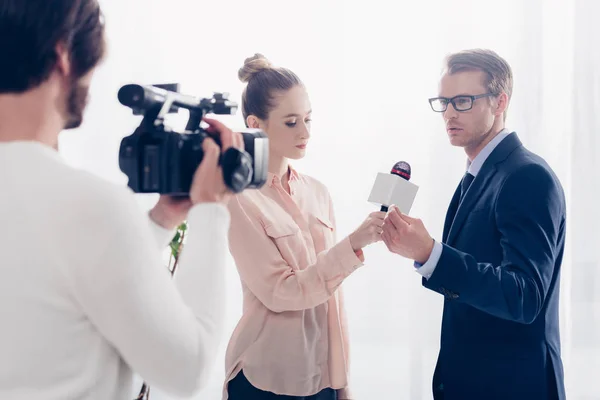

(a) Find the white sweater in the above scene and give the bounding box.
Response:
[0,141,229,399]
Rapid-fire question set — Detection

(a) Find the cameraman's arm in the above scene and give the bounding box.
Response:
[148,213,177,248]
[66,193,228,397]
[147,196,192,248]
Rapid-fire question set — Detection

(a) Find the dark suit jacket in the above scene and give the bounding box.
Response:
[424,133,566,400]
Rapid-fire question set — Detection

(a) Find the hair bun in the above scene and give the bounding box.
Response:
[238,53,273,83]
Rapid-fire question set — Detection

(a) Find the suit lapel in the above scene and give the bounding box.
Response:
[446,168,497,245]
[446,133,523,246]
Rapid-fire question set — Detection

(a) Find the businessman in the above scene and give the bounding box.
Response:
[381,49,566,399]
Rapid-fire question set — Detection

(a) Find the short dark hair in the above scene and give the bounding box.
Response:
[238,53,303,124]
[445,49,513,121]
[0,0,106,93]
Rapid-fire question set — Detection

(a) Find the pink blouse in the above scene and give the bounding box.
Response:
[222,167,364,399]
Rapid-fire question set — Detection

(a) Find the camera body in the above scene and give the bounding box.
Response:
[118,83,268,195]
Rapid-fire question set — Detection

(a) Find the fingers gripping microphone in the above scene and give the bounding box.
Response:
[368,161,419,214]
[381,161,411,211]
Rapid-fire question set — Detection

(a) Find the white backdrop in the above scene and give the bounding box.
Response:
[59,0,600,398]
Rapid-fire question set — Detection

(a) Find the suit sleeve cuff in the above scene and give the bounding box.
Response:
[414,240,443,280]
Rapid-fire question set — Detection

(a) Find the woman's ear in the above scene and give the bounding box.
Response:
[246,115,261,129]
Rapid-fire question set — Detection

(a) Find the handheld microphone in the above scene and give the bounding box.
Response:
[381,161,411,212]
[368,161,419,214]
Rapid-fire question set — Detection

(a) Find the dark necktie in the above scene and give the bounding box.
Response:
[443,172,475,240]
[460,172,475,201]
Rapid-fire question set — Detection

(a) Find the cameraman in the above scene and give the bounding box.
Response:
[0,1,239,399]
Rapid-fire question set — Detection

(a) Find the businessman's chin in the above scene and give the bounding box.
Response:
[448,135,467,148]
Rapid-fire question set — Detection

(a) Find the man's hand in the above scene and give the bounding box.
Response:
[189,117,243,205]
[149,117,244,230]
[381,205,435,264]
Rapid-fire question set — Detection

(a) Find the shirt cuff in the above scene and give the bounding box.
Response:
[354,248,364,262]
[333,236,364,276]
[186,203,231,233]
[414,240,443,280]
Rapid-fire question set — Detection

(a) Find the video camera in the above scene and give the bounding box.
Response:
[117,83,268,195]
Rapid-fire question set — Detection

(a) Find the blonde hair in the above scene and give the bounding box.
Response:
[445,49,513,121]
[238,53,303,124]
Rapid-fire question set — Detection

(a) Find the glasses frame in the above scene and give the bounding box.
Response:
[428,93,496,112]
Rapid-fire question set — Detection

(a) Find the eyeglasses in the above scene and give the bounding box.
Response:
[428,93,496,112]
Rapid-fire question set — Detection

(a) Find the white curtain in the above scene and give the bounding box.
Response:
[60,0,600,398]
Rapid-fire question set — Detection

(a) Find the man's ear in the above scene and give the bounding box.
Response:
[55,42,71,77]
[495,92,509,117]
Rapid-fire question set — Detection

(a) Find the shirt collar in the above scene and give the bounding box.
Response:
[267,164,300,188]
[467,128,510,177]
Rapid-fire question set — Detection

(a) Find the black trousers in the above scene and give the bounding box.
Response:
[228,370,338,400]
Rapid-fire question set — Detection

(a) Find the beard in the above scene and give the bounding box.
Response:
[63,78,90,130]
